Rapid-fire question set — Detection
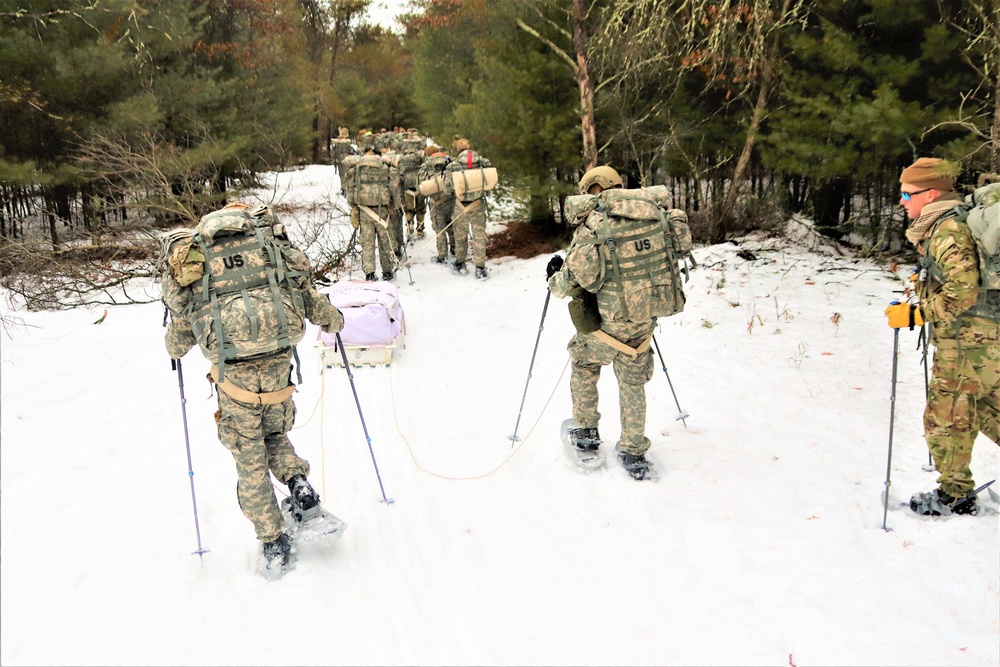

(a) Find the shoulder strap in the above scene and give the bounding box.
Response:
[599,206,630,320]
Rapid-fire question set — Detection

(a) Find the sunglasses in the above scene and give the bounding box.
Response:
[900,188,932,202]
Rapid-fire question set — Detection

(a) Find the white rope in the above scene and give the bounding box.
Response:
[387,357,570,480]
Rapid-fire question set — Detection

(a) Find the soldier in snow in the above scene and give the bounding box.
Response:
[546,166,690,480]
[890,158,1000,516]
[159,202,344,575]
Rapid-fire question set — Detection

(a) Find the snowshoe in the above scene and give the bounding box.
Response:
[560,418,605,472]
[909,487,980,516]
[280,496,348,545]
[257,532,296,581]
[475,266,488,280]
[364,272,377,282]
[432,255,448,264]
[453,261,468,275]
[382,270,396,281]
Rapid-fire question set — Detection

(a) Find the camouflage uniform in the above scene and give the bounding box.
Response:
[560,318,656,455]
[162,229,344,543]
[379,151,406,255]
[331,129,355,183]
[549,237,652,454]
[420,151,455,260]
[399,150,427,237]
[914,197,1000,497]
[357,203,398,277]
[446,149,492,269]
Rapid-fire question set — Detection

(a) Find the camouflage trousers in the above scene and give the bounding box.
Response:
[405,195,427,234]
[430,197,456,260]
[568,320,656,455]
[358,206,397,276]
[925,337,1000,496]
[452,199,486,267]
[390,207,405,254]
[214,354,309,543]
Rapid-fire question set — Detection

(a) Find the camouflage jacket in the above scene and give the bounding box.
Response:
[916,202,1000,346]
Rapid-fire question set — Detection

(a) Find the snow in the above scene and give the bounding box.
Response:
[1,165,997,666]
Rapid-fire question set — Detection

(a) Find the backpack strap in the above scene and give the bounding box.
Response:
[598,206,631,320]
[253,226,293,352]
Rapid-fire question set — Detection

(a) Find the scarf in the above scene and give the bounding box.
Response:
[904,192,964,246]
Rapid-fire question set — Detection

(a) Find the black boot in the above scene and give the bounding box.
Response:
[475,266,488,279]
[287,474,320,512]
[618,451,650,481]
[569,427,601,451]
[364,272,377,282]
[260,532,294,578]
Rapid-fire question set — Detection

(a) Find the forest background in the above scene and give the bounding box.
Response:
[1,0,998,305]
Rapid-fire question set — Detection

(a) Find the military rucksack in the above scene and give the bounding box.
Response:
[418,154,453,202]
[398,152,423,192]
[447,150,498,203]
[401,136,424,155]
[565,188,693,323]
[168,206,309,382]
[342,155,392,208]
[938,182,1000,322]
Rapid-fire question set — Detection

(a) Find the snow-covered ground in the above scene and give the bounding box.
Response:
[2,166,997,666]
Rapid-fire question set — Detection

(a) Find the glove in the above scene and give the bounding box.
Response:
[885,301,924,330]
[350,207,360,229]
[546,255,564,280]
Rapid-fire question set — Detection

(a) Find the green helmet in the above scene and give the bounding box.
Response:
[578,165,623,194]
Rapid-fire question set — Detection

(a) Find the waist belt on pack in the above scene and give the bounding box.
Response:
[209,365,295,405]
[359,205,390,230]
[591,331,652,358]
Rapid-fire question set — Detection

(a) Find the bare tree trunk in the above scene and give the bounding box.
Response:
[992,73,999,173]
[572,0,598,170]
[719,78,770,229]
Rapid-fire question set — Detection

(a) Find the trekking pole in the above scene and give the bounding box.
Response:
[651,334,689,427]
[173,358,210,563]
[335,332,394,505]
[881,328,900,532]
[399,236,414,286]
[508,290,551,446]
[918,322,934,471]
